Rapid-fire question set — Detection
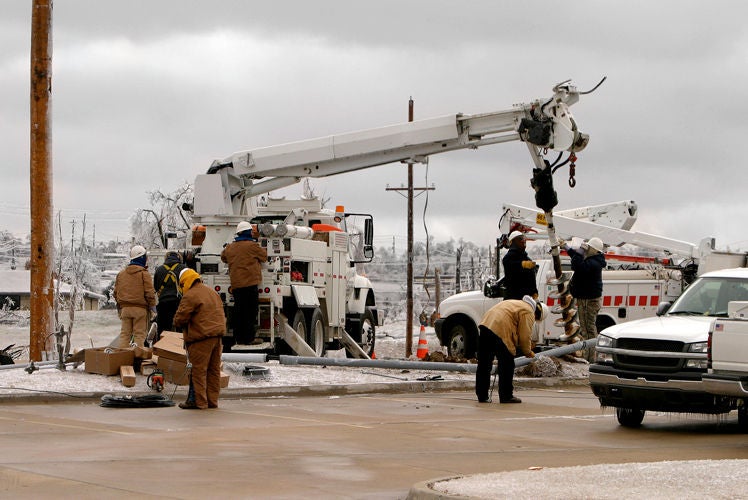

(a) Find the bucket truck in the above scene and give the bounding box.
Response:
[182,80,597,357]
[435,200,694,358]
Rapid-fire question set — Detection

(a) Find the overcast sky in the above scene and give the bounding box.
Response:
[2,1,747,254]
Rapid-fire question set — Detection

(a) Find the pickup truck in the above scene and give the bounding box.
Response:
[435,259,684,358]
[589,267,748,429]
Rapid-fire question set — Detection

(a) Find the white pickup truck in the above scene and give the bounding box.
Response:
[589,268,748,430]
[435,259,684,358]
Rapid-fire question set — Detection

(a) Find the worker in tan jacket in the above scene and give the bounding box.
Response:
[114,245,156,348]
[475,295,548,404]
[220,221,267,345]
[173,268,225,410]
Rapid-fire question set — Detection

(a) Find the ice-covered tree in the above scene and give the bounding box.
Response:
[130,182,193,249]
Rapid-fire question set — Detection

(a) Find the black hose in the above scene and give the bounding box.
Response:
[100,394,175,408]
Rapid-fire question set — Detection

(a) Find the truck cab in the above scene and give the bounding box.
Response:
[590,267,748,428]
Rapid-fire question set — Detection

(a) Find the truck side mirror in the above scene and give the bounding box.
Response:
[656,302,671,316]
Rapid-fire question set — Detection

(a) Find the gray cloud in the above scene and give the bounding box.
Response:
[2,1,747,250]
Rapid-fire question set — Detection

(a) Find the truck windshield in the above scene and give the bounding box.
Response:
[668,277,748,317]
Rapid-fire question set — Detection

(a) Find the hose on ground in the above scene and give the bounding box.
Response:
[100,394,175,408]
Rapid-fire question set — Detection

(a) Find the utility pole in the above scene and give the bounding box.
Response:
[29,0,54,362]
[385,97,435,357]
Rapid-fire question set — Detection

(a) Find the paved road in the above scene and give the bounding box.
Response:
[1,386,745,499]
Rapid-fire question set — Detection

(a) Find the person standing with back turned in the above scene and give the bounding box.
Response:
[502,231,538,300]
[114,245,157,348]
[221,221,268,346]
[153,251,186,340]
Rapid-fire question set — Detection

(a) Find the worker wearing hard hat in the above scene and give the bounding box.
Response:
[475,295,548,404]
[502,230,538,300]
[220,221,268,346]
[559,237,606,360]
[114,245,157,348]
[173,268,225,410]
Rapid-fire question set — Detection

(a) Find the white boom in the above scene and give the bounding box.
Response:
[500,202,747,274]
[191,80,592,221]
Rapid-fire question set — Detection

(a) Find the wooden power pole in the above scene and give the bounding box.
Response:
[29,0,54,361]
[386,98,434,358]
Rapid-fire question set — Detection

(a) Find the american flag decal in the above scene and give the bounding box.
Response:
[715,323,724,331]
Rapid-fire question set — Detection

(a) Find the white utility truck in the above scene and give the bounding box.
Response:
[591,267,748,429]
[183,80,595,357]
[435,201,693,358]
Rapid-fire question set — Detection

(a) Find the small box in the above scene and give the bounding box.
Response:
[153,331,186,363]
[220,371,230,389]
[157,356,190,386]
[120,365,136,387]
[140,359,157,376]
[85,347,135,376]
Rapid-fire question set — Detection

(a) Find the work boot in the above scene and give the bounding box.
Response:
[179,401,199,410]
[478,397,492,403]
[499,397,522,404]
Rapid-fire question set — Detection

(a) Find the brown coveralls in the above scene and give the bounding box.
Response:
[173,278,226,409]
[114,264,156,347]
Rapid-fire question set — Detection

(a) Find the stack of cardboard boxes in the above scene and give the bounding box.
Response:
[83,331,229,388]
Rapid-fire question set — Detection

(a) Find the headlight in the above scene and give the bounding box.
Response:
[686,359,708,369]
[596,334,613,348]
[687,342,708,353]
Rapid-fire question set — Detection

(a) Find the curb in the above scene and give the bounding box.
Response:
[0,376,589,404]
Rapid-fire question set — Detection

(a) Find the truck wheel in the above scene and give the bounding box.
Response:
[291,310,308,341]
[307,308,326,357]
[616,407,645,428]
[446,321,475,359]
[738,405,748,433]
[359,308,376,356]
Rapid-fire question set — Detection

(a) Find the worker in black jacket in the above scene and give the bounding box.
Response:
[502,231,538,300]
[153,251,186,339]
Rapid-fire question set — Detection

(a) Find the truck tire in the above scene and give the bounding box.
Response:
[359,308,376,356]
[616,407,645,428]
[308,308,326,357]
[291,310,308,343]
[446,321,476,359]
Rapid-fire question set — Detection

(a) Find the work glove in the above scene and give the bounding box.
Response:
[557,239,566,249]
[521,260,536,270]
[526,351,535,358]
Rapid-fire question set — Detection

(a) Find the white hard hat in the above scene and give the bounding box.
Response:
[236,221,252,234]
[587,237,604,253]
[508,230,525,243]
[129,245,146,259]
[536,302,549,321]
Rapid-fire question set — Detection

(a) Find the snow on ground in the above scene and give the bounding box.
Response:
[0,309,587,396]
[428,460,748,499]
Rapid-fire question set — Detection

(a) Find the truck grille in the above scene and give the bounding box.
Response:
[614,338,685,372]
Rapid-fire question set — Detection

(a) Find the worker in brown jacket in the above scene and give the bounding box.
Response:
[220,221,267,345]
[173,268,225,410]
[114,245,157,348]
[475,295,547,404]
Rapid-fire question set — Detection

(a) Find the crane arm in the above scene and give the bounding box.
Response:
[207,82,589,198]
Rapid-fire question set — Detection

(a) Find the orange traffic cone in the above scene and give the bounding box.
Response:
[416,325,429,359]
[371,351,376,360]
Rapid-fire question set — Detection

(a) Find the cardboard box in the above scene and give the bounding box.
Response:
[85,347,135,376]
[157,356,190,386]
[153,331,186,363]
[140,359,158,376]
[120,365,136,387]
[220,371,230,389]
[134,346,152,360]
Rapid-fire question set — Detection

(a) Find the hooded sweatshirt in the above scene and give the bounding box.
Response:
[173,271,226,344]
[114,264,156,309]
